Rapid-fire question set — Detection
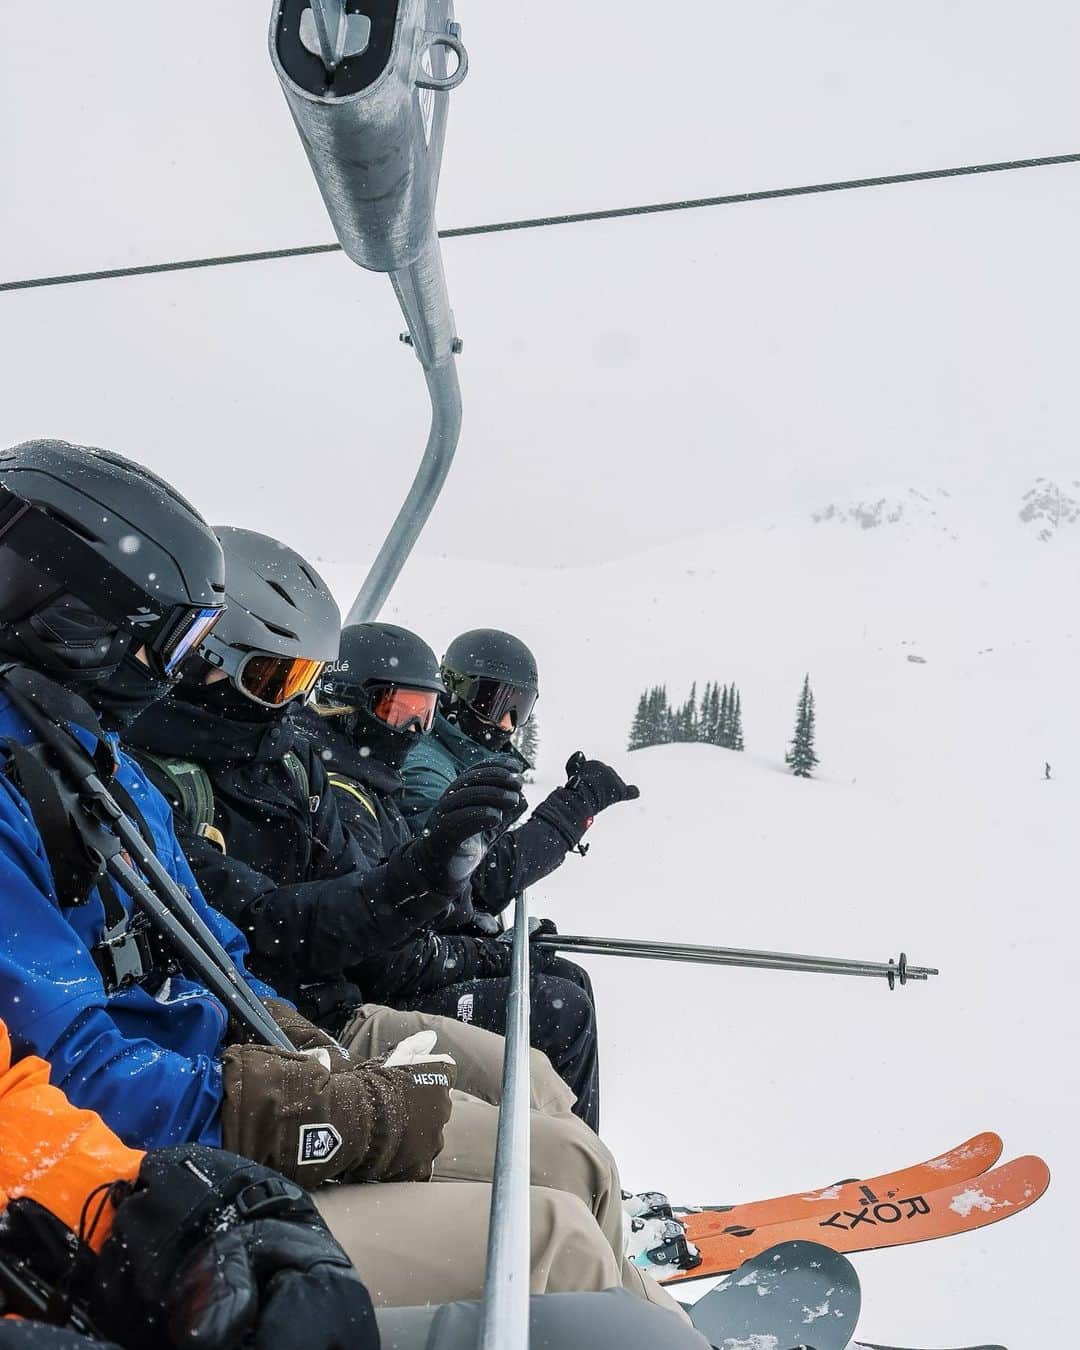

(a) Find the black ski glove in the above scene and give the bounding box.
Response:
[491,916,560,973]
[532,752,639,849]
[93,1146,378,1350]
[403,764,525,893]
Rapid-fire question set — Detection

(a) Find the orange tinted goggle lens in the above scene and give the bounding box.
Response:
[240,654,327,707]
[371,685,439,732]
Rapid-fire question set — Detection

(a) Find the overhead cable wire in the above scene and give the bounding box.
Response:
[2,148,1078,295]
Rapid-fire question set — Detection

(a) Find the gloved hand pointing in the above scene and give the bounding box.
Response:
[533,752,639,849]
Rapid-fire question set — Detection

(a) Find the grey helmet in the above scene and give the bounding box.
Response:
[0,439,225,679]
[441,628,539,732]
[198,527,340,708]
[317,622,445,736]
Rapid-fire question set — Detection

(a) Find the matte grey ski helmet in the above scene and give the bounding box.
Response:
[197,527,340,708]
[318,622,445,733]
[441,628,538,730]
[0,439,225,678]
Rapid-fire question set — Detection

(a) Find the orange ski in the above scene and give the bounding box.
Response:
[682,1131,1003,1242]
[662,1155,1049,1285]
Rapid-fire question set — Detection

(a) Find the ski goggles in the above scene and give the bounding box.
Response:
[367,683,440,734]
[199,631,327,708]
[458,676,537,730]
[0,484,225,678]
[240,653,326,708]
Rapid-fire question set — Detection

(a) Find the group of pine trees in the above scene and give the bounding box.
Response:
[627,673,820,778]
[627,682,745,752]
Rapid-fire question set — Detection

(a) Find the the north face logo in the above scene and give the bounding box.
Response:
[457,993,474,1024]
[297,1122,343,1166]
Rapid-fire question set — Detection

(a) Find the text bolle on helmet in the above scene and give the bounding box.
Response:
[318,623,445,734]
[441,628,539,731]
[0,439,225,679]
[197,527,340,708]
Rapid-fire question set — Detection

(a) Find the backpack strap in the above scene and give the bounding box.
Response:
[0,665,159,990]
[283,749,319,814]
[327,772,379,821]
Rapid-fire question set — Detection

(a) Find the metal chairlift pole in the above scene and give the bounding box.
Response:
[479,891,533,1350]
[269,0,468,622]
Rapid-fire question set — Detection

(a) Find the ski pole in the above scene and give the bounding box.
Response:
[3,676,290,1049]
[90,778,291,1047]
[533,934,938,988]
[479,889,532,1350]
[0,1253,98,1336]
[105,852,292,1049]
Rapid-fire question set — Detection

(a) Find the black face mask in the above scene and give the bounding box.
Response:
[177,674,284,726]
[456,704,514,753]
[87,649,174,733]
[342,706,420,771]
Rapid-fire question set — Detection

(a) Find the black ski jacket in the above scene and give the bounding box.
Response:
[296,710,573,1004]
[126,697,453,1030]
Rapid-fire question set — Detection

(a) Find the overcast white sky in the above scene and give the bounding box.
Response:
[2,2,1078,570]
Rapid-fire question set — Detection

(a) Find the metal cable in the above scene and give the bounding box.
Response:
[2,149,1077,295]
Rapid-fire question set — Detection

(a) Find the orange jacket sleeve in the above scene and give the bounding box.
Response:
[0,1020,143,1248]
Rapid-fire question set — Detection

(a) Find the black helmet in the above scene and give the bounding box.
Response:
[197,527,340,708]
[441,628,538,732]
[0,439,225,679]
[319,622,444,732]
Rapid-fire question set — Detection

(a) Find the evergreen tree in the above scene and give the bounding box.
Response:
[512,711,540,779]
[645,685,672,745]
[701,682,717,744]
[785,675,818,778]
[719,684,732,748]
[627,690,651,751]
[686,682,698,743]
[732,689,745,751]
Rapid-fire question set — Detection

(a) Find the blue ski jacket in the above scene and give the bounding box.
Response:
[0,689,276,1152]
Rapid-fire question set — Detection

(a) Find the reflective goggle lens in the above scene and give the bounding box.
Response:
[160,606,224,675]
[466,677,537,730]
[370,684,439,733]
[239,654,327,707]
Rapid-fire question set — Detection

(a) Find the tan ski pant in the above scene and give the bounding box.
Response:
[333,1005,688,1318]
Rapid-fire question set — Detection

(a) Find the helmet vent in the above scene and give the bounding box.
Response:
[262,619,300,641]
[39,504,100,544]
[265,579,298,608]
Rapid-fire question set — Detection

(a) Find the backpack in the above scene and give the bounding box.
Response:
[140,750,313,853]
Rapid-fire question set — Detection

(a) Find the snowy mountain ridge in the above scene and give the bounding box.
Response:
[810,477,1080,544]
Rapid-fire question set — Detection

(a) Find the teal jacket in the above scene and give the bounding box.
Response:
[400,711,525,832]
[400,711,571,920]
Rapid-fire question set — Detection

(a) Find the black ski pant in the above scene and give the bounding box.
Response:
[402,957,600,1132]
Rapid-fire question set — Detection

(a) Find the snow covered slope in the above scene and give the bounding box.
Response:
[313,487,1075,1344]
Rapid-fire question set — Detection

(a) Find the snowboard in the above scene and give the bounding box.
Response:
[688,1240,860,1350]
[681,1132,1003,1242]
[662,1155,1049,1285]
[854,1344,1006,1349]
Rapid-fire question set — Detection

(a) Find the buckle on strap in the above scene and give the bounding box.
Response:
[234,1175,305,1220]
[91,919,154,992]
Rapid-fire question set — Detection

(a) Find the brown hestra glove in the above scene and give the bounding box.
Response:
[262,997,352,1071]
[220,1041,456,1188]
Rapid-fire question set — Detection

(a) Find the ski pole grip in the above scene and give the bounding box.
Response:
[565,751,586,783]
